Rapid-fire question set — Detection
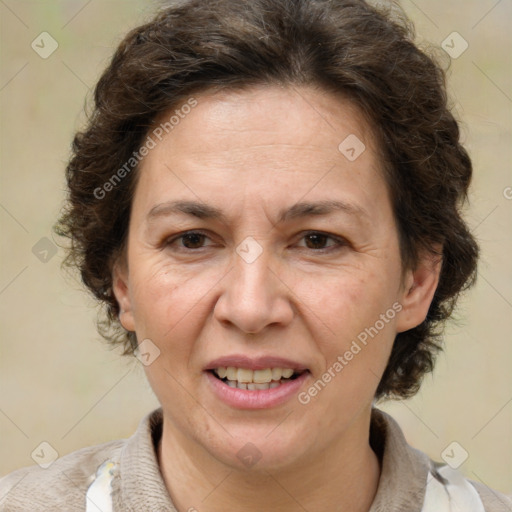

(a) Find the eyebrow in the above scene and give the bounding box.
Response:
[146,199,369,224]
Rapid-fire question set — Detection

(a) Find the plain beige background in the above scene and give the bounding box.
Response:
[1,0,511,496]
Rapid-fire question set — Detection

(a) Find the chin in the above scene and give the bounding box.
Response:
[204,425,307,473]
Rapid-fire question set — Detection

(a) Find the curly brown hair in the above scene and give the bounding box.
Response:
[55,0,479,400]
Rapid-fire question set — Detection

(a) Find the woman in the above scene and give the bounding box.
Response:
[1,0,509,510]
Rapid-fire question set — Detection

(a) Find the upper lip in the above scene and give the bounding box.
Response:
[204,354,310,372]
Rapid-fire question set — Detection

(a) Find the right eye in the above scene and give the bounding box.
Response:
[165,230,215,250]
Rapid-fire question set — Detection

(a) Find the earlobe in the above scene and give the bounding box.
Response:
[395,248,442,333]
[112,260,136,332]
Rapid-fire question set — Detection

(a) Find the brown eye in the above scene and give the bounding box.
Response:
[180,232,207,249]
[165,231,213,251]
[304,233,330,249]
[298,231,345,251]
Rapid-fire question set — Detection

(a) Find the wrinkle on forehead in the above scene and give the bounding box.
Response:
[148,84,377,157]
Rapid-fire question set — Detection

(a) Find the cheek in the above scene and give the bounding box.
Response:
[129,255,211,333]
[132,262,213,406]
[292,264,399,392]
[294,264,399,338]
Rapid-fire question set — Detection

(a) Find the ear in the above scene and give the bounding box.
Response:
[112,256,136,332]
[395,247,442,333]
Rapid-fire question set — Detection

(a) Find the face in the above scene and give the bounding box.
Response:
[113,85,439,472]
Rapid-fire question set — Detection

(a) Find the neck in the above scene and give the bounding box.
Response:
[158,410,380,512]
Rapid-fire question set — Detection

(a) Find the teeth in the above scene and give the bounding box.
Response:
[214,366,300,384]
[253,369,272,383]
[271,368,281,380]
[226,367,237,380]
[226,380,282,390]
[237,368,253,383]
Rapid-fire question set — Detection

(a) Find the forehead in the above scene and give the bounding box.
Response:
[133,85,390,226]
[151,85,376,157]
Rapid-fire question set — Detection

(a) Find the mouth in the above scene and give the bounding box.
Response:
[203,355,311,408]
[208,367,308,390]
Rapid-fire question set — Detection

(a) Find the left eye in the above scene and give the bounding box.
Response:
[296,231,344,251]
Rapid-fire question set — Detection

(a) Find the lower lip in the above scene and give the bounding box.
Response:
[205,371,310,409]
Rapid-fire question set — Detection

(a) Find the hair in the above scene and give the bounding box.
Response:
[55,0,479,400]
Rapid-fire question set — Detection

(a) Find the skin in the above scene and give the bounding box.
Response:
[113,85,441,512]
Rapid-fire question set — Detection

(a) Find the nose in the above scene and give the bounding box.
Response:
[213,245,294,335]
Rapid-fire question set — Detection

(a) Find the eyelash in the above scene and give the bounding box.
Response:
[165,230,348,253]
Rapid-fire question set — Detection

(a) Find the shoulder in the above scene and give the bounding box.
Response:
[370,408,512,512]
[469,479,512,512]
[0,438,126,512]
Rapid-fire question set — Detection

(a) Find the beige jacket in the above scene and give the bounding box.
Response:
[1,408,510,511]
